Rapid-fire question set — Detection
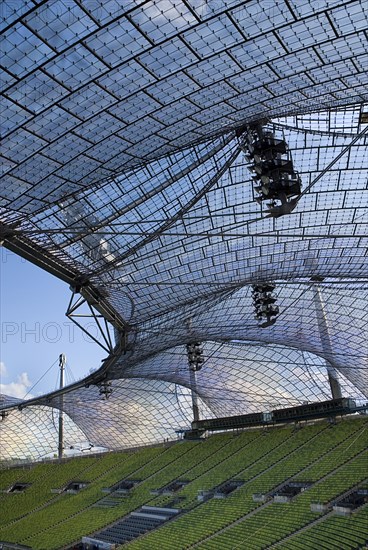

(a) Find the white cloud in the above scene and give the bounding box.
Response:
[0,372,33,399]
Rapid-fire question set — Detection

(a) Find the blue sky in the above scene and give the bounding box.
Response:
[0,248,106,399]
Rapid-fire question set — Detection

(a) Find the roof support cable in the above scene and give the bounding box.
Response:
[293,124,368,205]
[89,142,243,279]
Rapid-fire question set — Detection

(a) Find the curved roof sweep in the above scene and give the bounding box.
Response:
[0,0,367,459]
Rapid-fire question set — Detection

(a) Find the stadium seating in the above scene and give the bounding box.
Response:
[276,504,368,549]
[0,416,367,550]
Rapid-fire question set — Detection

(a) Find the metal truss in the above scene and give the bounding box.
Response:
[66,290,115,355]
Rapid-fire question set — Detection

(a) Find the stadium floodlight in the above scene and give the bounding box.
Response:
[187,342,204,372]
[99,381,113,399]
[252,283,279,327]
[239,124,302,215]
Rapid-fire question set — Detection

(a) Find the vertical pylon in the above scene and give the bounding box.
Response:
[58,353,66,460]
[314,286,342,400]
[185,318,200,423]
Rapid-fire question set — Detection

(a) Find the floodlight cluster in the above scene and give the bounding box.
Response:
[241,125,302,216]
[252,283,279,328]
[187,342,205,372]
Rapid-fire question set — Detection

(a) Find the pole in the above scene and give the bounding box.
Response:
[186,318,200,423]
[314,285,342,399]
[189,367,200,423]
[58,354,66,460]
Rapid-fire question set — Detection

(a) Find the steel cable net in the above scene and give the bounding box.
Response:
[0,397,88,462]
[119,341,366,412]
[0,1,368,459]
[0,338,365,459]
[1,111,367,459]
[126,284,368,392]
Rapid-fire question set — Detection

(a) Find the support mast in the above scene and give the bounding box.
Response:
[313,283,342,399]
[186,317,199,422]
[189,365,200,423]
[58,353,66,460]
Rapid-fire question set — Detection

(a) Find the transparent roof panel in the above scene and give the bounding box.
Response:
[23,1,99,52]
